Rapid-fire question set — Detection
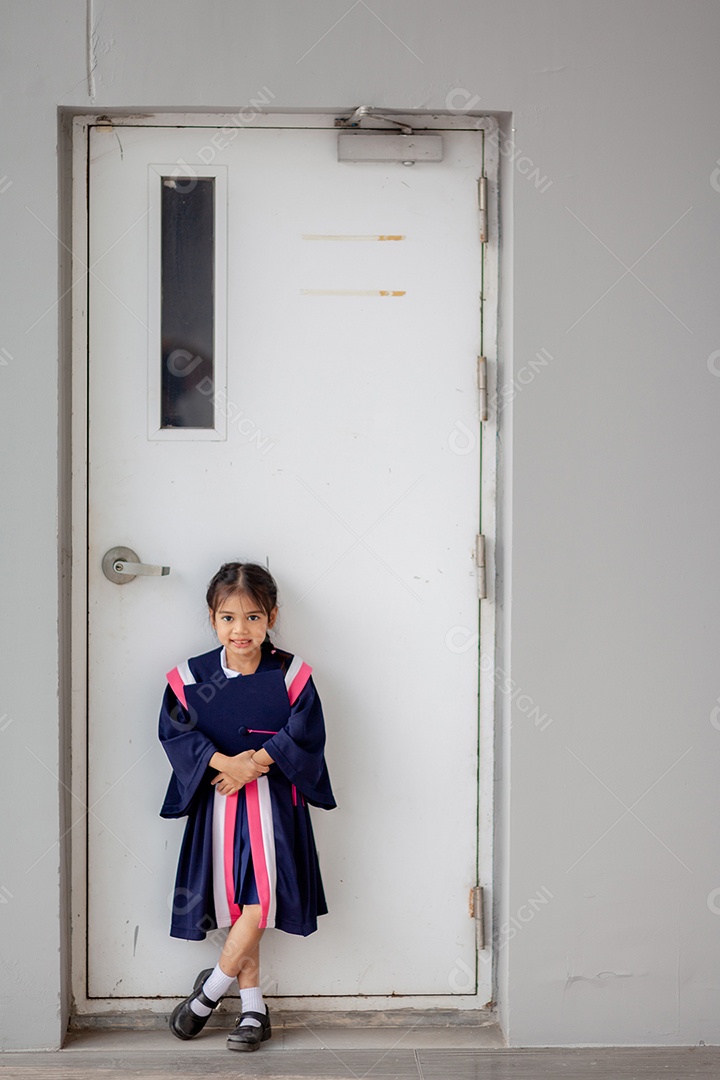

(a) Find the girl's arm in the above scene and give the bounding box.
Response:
[210,749,270,778]
[158,684,218,817]
[250,747,274,768]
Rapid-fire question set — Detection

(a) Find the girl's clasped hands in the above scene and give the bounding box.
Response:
[211,749,269,796]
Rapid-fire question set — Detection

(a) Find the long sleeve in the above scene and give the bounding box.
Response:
[158,683,219,818]
[263,676,336,810]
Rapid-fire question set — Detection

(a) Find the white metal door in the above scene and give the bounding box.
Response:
[85,118,487,1002]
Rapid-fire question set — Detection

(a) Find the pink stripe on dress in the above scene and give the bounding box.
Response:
[166,667,188,709]
[287,661,312,705]
[223,792,241,925]
[245,779,272,928]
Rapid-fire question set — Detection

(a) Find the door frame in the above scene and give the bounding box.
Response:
[69,110,500,1019]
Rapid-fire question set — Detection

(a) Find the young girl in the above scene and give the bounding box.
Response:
[158,562,336,1052]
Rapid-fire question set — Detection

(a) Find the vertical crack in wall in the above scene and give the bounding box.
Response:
[86,0,96,101]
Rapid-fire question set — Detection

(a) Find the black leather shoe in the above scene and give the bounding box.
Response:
[226,1007,272,1051]
[170,968,222,1040]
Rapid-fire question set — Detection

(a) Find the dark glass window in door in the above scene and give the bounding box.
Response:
[161,176,215,428]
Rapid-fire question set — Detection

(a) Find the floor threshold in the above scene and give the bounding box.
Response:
[68,1006,501,1032]
[2,1034,720,1080]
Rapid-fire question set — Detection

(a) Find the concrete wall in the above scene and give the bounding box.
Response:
[2,0,720,1050]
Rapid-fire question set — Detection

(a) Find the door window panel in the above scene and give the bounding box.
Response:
[148,164,227,439]
[161,176,215,429]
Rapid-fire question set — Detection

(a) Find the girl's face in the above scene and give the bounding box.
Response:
[210,591,277,673]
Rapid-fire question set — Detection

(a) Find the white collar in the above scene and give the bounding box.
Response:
[220,646,242,678]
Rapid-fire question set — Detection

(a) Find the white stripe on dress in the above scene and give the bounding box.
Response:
[177,659,196,686]
[256,775,277,928]
[212,787,232,928]
[284,654,303,693]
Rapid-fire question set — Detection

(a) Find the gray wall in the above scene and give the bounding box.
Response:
[1,0,719,1050]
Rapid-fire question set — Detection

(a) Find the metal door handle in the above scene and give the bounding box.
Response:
[102,546,170,584]
[113,560,170,577]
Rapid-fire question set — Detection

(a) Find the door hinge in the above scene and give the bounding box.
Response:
[475,534,487,599]
[478,175,488,243]
[477,356,487,421]
[469,885,486,949]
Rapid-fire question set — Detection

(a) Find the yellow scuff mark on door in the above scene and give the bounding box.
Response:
[302,234,405,241]
[301,289,406,297]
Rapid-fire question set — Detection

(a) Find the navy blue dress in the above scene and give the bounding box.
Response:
[158,641,336,941]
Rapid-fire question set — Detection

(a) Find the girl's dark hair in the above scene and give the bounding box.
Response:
[206,562,278,622]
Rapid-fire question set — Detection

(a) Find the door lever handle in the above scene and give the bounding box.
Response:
[113,560,170,577]
[102,546,170,584]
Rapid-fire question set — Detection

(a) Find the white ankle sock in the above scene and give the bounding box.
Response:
[189,964,236,1017]
[239,985,266,1026]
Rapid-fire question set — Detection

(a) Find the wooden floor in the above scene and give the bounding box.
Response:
[1,1029,720,1079]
